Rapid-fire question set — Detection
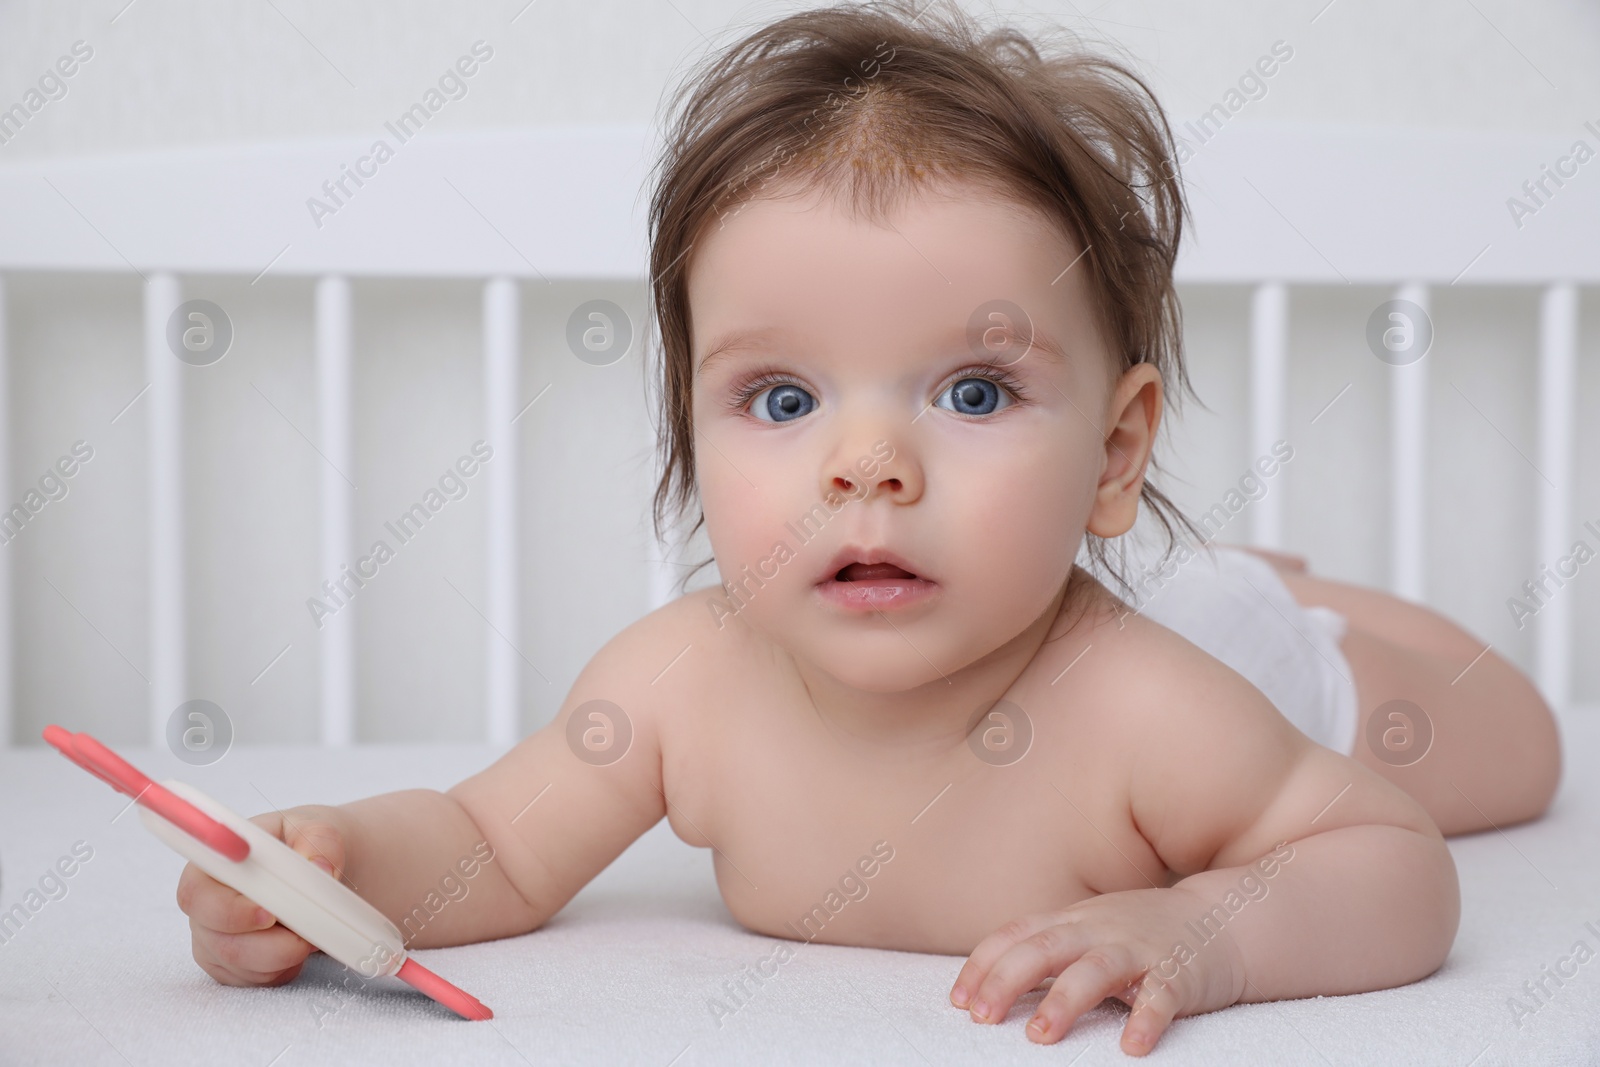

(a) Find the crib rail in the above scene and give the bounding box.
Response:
[0,122,1594,745]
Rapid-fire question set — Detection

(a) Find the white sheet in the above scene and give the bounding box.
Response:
[4,719,1597,1065]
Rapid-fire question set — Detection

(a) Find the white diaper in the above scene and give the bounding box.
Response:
[1101,540,1361,755]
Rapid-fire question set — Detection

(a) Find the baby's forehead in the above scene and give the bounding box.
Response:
[692,181,1085,306]
[688,180,1092,342]
[721,171,1075,241]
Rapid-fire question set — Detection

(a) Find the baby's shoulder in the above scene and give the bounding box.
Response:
[1048,582,1322,869]
[1027,578,1219,695]
[1028,578,1305,770]
[614,583,763,662]
[574,584,763,713]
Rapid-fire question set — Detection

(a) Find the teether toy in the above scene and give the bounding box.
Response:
[42,725,492,1021]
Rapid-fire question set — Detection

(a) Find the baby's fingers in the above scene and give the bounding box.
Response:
[950,913,1065,1010]
[966,921,1097,1025]
[1024,943,1144,1047]
[193,924,315,987]
[175,862,276,934]
[1116,970,1187,1056]
[278,812,347,882]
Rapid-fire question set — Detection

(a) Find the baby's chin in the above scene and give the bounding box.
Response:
[775,619,1001,694]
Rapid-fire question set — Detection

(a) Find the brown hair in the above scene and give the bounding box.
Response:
[644,0,1205,604]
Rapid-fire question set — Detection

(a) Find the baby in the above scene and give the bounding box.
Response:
[177,0,1563,1055]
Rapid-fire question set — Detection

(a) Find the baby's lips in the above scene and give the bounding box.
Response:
[816,543,930,584]
[837,562,918,581]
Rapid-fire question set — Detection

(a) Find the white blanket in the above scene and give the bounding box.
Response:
[4,718,1597,1065]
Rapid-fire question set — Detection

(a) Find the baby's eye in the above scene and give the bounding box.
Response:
[936,375,1013,417]
[749,382,817,423]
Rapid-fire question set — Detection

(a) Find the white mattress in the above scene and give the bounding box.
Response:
[4,718,1598,1065]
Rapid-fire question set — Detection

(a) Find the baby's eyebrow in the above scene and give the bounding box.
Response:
[946,322,1070,366]
[695,320,1070,378]
[696,326,788,379]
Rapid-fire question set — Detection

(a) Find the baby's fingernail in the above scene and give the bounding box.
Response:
[972,1000,990,1021]
[950,986,969,1008]
[312,858,335,875]
[1028,1015,1050,1038]
[255,908,273,927]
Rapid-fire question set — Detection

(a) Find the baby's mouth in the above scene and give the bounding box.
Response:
[835,562,918,581]
[817,557,937,611]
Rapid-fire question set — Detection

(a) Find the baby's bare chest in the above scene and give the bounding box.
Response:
[658,672,1171,956]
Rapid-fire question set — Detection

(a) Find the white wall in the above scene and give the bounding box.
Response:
[1,0,1595,158]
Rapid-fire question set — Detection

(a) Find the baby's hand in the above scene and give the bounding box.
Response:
[949,887,1246,1056]
[175,807,347,988]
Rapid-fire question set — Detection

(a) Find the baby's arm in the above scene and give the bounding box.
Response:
[179,610,673,981]
[1140,682,1458,1006]
[951,630,1459,1054]
[334,653,668,949]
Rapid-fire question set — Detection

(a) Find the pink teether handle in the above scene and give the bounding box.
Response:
[43,725,249,862]
[398,958,495,1020]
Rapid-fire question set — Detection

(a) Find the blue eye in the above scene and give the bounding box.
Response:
[937,376,1010,416]
[750,382,816,423]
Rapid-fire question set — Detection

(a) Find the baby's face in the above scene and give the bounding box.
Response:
[687,180,1128,692]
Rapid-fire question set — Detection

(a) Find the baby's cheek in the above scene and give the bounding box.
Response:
[947,444,1083,601]
[698,461,798,579]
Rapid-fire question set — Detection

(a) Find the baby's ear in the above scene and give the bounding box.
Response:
[1086,362,1162,538]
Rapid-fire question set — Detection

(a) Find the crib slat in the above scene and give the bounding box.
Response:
[316,276,355,746]
[483,278,520,746]
[646,540,679,613]
[146,274,185,745]
[0,276,9,745]
[1249,282,1288,549]
[1391,282,1429,602]
[1537,283,1577,712]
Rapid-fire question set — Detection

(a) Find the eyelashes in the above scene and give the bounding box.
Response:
[725,364,1033,417]
[726,369,805,414]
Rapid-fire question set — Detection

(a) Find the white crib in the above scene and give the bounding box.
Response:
[0,119,1593,748]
